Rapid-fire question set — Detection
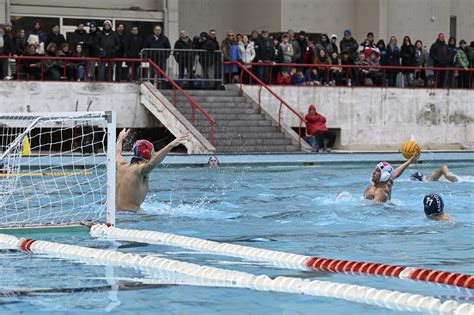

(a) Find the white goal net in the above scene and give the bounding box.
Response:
[0,112,116,228]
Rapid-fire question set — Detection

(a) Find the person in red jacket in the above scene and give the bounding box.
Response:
[304,104,335,152]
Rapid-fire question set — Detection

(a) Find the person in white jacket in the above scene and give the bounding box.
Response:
[238,35,256,83]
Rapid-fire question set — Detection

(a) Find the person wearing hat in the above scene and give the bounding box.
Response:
[330,34,339,54]
[115,128,191,212]
[340,29,358,62]
[97,20,121,81]
[423,193,452,221]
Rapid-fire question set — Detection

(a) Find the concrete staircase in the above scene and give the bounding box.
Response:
[160,89,304,153]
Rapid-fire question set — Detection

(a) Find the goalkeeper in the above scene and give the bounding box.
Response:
[116,128,191,211]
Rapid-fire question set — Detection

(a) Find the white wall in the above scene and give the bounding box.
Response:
[0,82,160,128]
[243,85,474,149]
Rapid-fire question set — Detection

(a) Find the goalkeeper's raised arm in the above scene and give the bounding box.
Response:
[115,128,191,211]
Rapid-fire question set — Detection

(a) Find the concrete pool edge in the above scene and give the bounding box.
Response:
[17,151,474,168]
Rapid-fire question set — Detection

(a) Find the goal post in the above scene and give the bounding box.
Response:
[0,111,116,229]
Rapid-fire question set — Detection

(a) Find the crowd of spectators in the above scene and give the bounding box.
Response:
[1,20,474,89]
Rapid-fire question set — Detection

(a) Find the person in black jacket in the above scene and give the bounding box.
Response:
[255,30,275,84]
[340,29,358,62]
[144,25,171,82]
[386,36,401,87]
[97,20,120,81]
[199,29,220,89]
[86,22,100,80]
[45,24,66,51]
[114,23,126,81]
[400,35,416,85]
[14,29,27,56]
[72,23,89,55]
[174,30,193,81]
[124,25,143,81]
[0,25,15,79]
[429,33,449,88]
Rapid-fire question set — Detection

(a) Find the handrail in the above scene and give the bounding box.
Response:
[225,61,307,150]
[145,58,217,145]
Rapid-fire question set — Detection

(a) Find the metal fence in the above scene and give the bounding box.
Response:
[140,48,223,89]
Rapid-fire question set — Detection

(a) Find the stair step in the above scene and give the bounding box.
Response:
[214,138,292,146]
[210,132,286,139]
[170,96,247,103]
[216,145,300,153]
[177,107,258,115]
[181,113,264,121]
[161,90,240,97]
[192,120,273,127]
[175,101,254,109]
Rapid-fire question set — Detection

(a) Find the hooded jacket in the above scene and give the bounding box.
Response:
[305,105,328,135]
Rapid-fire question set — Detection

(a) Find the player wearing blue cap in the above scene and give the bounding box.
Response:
[423,193,452,221]
[410,165,459,182]
[364,154,418,203]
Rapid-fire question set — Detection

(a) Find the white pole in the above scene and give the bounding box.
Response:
[106,111,116,226]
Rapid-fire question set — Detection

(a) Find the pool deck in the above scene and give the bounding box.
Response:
[16,151,474,168]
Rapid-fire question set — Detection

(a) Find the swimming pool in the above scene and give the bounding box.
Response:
[1,156,473,314]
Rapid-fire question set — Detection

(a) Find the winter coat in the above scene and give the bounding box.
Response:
[278,43,294,64]
[400,44,416,67]
[315,42,334,56]
[97,30,121,58]
[455,48,469,68]
[429,40,449,67]
[223,43,241,74]
[115,32,125,58]
[238,42,256,67]
[14,36,26,55]
[255,35,274,62]
[289,39,300,62]
[415,48,429,67]
[305,105,328,135]
[340,37,359,61]
[0,34,15,56]
[386,44,401,67]
[72,29,88,47]
[173,36,193,64]
[124,33,143,58]
[25,29,46,45]
[45,32,66,50]
[144,34,171,61]
[276,72,292,85]
[200,38,219,68]
[87,30,100,58]
[297,38,308,63]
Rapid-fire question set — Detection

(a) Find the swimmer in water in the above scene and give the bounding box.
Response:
[410,165,459,182]
[115,128,191,212]
[423,193,452,221]
[364,154,418,203]
[208,155,219,169]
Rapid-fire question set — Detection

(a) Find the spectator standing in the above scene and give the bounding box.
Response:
[21,43,41,80]
[199,30,220,89]
[97,20,120,81]
[340,29,358,62]
[456,40,470,89]
[115,23,126,81]
[73,44,87,81]
[72,23,88,54]
[414,40,429,86]
[359,32,376,58]
[86,22,100,80]
[278,34,294,73]
[0,25,15,79]
[315,34,334,56]
[287,30,300,63]
[25,21,46,55]
[238,35,256,83]
[376,39,387,66]
[446,37,457,88]
[330,34,339,54]
[174,30,193,83]
[400,36,416,85]
[255,30,274,84]
[386,36,401,87]
[249,30,259,45]
[4,23,16,78]
[297,31,309,65]
[429,33,449,88]
[124,26,143,81]
[45,24,65,51]
[14,29,27,56]
[340,50,354,85]
[221,31,241,84]
[144,25,171,82]
[305,104,335,153]
[467,42,474,68]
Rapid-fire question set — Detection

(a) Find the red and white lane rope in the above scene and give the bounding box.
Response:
[0,233,473,314]
[90,224,474,290]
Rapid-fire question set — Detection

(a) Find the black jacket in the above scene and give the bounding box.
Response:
[72,29,88,49]
[173,37,193,63]
[255,35,274,62]
[400,44,416,67]
[340,37,359,61]
[14,36,26,55]
[386,44,401,67]
[1,34,15,56]
[124,33,143,58]
[144,34,171,60]
[45,32,66,49]
[97,30,121,58]
[429,39,449,67]
[87,30,100,57]
[200,38,219,67]
[116,32,125,58]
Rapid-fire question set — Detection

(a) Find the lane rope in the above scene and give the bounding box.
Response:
[1,233,472,314]
[89,225,474,290]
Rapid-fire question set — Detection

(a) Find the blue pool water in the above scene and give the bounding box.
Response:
[1,158,473,314]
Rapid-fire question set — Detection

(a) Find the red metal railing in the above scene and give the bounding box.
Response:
[145,59,217,145]
[239,61,474,89]
[1,55,217,145]
[225,61,306,150]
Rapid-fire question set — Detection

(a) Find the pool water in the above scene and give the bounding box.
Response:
[1,161,473,314]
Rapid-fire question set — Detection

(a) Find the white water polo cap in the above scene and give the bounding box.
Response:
[376,162,393,182]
